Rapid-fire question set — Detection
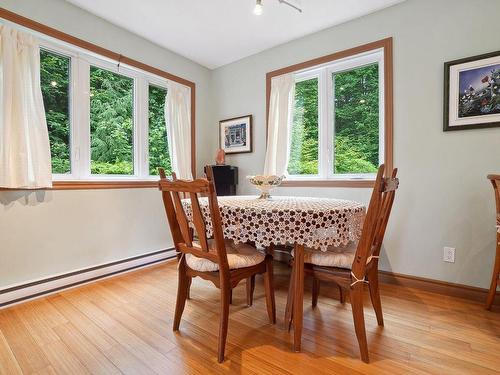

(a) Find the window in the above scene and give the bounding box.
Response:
[40,49,71,174]
[333,63,379,174]
[267,39,393,186]
[287,50,384,181]
[36,40,191,185]
[148,84,171,176]
[89,67,134,175]
[288,77,319,175]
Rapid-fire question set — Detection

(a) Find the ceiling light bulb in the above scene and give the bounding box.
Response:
[254,0,263,15]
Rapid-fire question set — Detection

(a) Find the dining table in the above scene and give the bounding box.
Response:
[182,195,366,351]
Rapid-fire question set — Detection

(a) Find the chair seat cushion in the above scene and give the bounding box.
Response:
[293,242,357,269]
[186,239,265,272]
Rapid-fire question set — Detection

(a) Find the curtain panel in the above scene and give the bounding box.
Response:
[0,25,52,189]
[263,73,295,176]
[165,81,192,180]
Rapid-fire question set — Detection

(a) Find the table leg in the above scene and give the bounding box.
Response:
[293,243,304,352]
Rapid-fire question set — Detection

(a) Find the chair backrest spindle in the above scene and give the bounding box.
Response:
[189,192,209,251]
[489,176,500,215]
[351,165,399,278]
[158,167,229,268]
[488,175,500,237]
[372,168,399,258]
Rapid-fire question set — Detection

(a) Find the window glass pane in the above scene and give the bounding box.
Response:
[90,66,134,175]
[333,63,379,174]
[40,49,71,174]
[288,77,319,175]
[148,85,171,175]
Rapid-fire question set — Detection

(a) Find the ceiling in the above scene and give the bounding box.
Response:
[64,0,404,69]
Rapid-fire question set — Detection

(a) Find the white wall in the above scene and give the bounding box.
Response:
[211,0,500,288]
[0,0,216,288]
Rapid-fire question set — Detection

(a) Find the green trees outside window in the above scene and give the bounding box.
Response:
[334,64,379,174]
[90,67,134,175]
[40,49,71,174]
[287,62,380,177]
[40,45,174,179]
[288,78,319,175]
[148,85,171,176]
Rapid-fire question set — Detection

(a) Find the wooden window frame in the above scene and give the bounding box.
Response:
[266,37,393,188]
[0,8,196,190]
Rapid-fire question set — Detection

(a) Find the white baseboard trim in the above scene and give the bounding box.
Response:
[0,248,176,309]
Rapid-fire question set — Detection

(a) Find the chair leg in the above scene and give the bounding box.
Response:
[285,261,295,331]
[217,282,231,363]
[173,258,189,331]
[246,276,256,307]
[338,285,345,304]
[263,257,276,324]
[486,245,500,310]
[186,277,192,300]
[367,268,384,326]
[292,245,305,352]
[312,278,320,308]
[350,284,369,363]
[229,289,233,305]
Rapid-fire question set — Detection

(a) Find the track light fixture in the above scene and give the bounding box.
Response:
[278,0,302,13]
[253,0,263,15]
[253,0,302,16]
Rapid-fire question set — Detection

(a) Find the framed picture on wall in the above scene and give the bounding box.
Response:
[444,50,500,131]
[219,115,252,154]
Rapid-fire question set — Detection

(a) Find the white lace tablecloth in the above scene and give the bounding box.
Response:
[182,196,365,251]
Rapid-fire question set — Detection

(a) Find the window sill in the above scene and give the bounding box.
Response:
[52,180,159,190]
[0,180,160,191]
[280,179,375,188]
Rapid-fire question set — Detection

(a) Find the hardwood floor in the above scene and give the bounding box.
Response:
[1,260,499,374]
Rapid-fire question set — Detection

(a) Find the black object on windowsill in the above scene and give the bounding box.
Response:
[205,165,238,196]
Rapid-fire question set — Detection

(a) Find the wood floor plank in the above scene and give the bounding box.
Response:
[48,294,175,374]
[15,299,67,347]
[63,291,184,374]
[47,294,117,352]
[103,344,156,375]
[0,309,51,373]
[0,260,499,374]
[40,339,90,375]
[0,329,22,375]
[53,322,122,374]
[31,365,58,375]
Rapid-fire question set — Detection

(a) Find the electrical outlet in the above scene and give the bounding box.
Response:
[443,247,455,263]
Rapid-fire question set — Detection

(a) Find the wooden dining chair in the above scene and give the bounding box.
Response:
[285,164,398,363]
[486,174,500,310]
[158,166,276,363]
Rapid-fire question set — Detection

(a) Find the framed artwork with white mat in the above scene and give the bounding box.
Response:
[444,50,500,131]
[219,115,252,154]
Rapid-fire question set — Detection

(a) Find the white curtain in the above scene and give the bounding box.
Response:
[263,73,295,176]
[165,81,192,180]
[0,25,52,189]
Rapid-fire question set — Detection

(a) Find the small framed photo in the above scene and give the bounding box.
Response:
[219,115,252,154]
[444,50,500,131]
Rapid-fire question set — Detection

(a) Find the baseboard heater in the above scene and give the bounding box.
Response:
[0,248,176,309]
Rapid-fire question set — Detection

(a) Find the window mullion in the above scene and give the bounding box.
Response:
[319,68,330,179]
[69,55,79,179]
[74,56,90,179]
[378,56,385,166]
[135,77,148,179]
[329,69,335,179]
